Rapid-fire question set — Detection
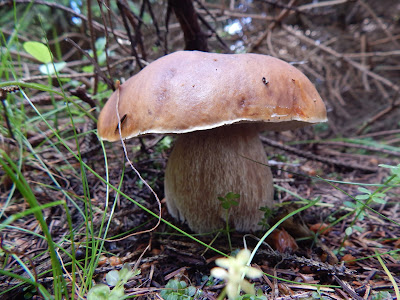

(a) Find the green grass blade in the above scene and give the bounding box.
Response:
[0,150,69,300]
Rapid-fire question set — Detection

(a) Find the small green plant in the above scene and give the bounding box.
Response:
[311,288,330,300]
[23,41,66,75]
[342,163,400,236]
[156,136,173,152]
[160,279,203,300]
[258,206,273,231]
[236,289,267,300]
[211,249,263,300]
[218,192,239,250]
[381,163,400,183]
[371,291,393,300]
[87,264,140,300]
[218,192,240,210]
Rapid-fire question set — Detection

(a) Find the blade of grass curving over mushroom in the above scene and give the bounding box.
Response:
[18,85,228,257]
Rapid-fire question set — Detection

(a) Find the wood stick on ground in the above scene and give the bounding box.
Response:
[260,136,378,173]
[308,140,400,158]
[356,95,400,135]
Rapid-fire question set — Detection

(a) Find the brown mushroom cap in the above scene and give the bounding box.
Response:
[97,51,327,141]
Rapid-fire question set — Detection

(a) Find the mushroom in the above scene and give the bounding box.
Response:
[97,51,327,233]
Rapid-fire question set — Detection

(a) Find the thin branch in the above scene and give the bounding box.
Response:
[144,0,167,54]
[65,38,115,91]
[282,24,400,92]
[168,0,208,51]
[117,0,144,69]
[2,0,128,40]
[87,0,99,95]
[260,136,378,173]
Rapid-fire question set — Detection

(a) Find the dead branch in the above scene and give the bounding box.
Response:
[260,136,379,173]
[168,0,208,51]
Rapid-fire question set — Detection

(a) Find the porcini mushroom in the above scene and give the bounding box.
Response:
[98,51,327,233]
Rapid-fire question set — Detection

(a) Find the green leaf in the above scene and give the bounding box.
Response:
[343,201,356,208]
[39,61,66,75]
[119,264,130,280]
[119,263,140,283]
[82,65,94,73]
[352,225,364,233]
[23,41,52,63]
[229,199,239,206]
[87,284,110,300]
[187,286,196,296]
[355,194,370,200]
[357,187,371,194]
[345,227,353,236]
[178,280,187,289]
[106,270,120,286]
[379,163,400,170]
[95,37,107,51]
[222,202,230,209]
[371,195,386,204]
[109,286,125,299]
[373,193,386,198]
[380,164,400,177]
[166,295,178,300]
[226,192,240,200]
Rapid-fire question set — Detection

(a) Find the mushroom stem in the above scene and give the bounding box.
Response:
[164,124,274,233]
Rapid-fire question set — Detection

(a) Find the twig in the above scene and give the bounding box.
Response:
[343,50,400,58]
[358,0,400,48]
[249,0,297,52]
[168,0,209,51]
[282,24,400,93]
[135,0,148,61]
[356,93,400,135]
[65,38,115,90]
[70,86,97,109]
[356,129,400,139]
[257,0,332,16]
[370,34,400,46]
[196,10,230,52]
[258,249,355,277]
[144,0,167,55]
[27,124,70,147]
[334,275,364,300]
[360,32,370,92]
[296,0,354,11]
[194,0,231,52]
[0,86,20,140]
[19,56,146,83]
[2,0,128,40]
[87,0,99,95]
[307,140,400,157]
[116,0,145,69]
[260,136,378,173]
[97,0,115,81]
